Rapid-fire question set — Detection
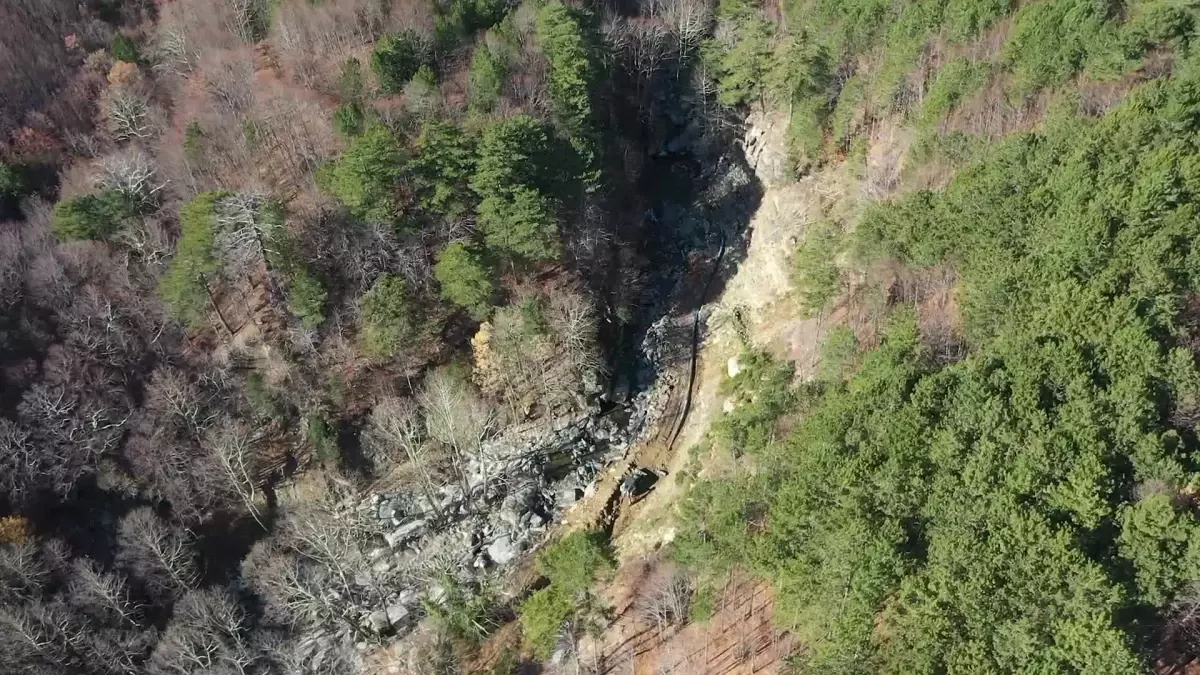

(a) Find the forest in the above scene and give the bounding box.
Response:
[677,0,1200,673]
[0,0,736,671]
[2,0,1200,672]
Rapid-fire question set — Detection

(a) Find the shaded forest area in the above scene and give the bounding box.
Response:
[0,0,750,672]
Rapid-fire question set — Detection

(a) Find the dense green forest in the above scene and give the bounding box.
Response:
[678,1,1200,672]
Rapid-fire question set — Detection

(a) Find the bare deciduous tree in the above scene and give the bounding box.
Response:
[67,559,141,628]
[0,601,71,672]
[225,0,269,42]
[545,287,604,392]
[154,22,200,77]
[1170,582,1200,656]
[243,489,380,646]
[149,588,258,675]
[655,0,711,62]
[0,418,38,507]
[145,366,217,437]
[115,216,174,268]
[274,493,370,592]
[106,89,154,141]
[243,538,343,630]
[366,396,444,515]
[10,368,130,503]
[95,150,167,212]
[213,191,280,280]
[419,367,496,496]
[117,508,199,600]
[0,540,49,602]
[636,569,694,633]
[208,421,266,527]
[206,56,256,118]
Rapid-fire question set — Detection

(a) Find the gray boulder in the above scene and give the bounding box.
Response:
[486,534,517,566]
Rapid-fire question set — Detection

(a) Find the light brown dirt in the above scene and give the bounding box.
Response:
[580,559,792,675]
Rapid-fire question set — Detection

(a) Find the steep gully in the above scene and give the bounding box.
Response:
[353,72,765,642]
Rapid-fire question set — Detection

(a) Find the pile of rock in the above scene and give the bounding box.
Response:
[340,324,680,644]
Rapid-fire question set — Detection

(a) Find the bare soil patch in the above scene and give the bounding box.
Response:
[582,557,792,675]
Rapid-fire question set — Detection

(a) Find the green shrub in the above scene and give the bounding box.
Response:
[830,74,867,147]
[404,64,440,113]
[943,0,1012,41]
[412,121,477,218]
[339,57,366,102]
[0,162,27,201]
[1003,0,1127,93]
[287,268,327,329]
[535,2,597,138]
[903,129,984,177]
[818,325,859,382]
[671,474,763,571]
[536,530,614,593]
[244,372,282,419]
[424,575,498,645]
[435,242,495,320]
[361,274,418,359]
[160,191,226,327]
[1118,493,1200,606]
[0,162,29,218]
[242,119,262,149]
[304,414,339,463]
[519,530,614,658]
[714,350,796,456]
[477,187,560,262]
[688,583,716,623]
[52,191,134,241]
[372,31,429,93]
[451,0,511,33]
[468,42,507,113]
[705,18,772,107]
[792,220,842,316]
[787,96,828,173]
[765,33,832,105]
[471,115,567,262]
[517,296,550,336]
[518,587,573,659]
[1124,1,1197,53]
[111,34,140,63]
[918,58,989,125]
[870,0,945,108]
[333,103,365,137]
[472,115,559,196]
[183,122,206,163]
[333,60,369,134]
[318,124,407,223]
[536,2,601,185]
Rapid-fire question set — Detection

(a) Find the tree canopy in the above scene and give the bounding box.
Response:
[159,191,226,327]
[52,191,134,241]
[471,115,566,262]
[318,124,408,224]
[434,241,495,320]
[536,2,601,180]
[361,274,419,359]
[677,51,1200,674]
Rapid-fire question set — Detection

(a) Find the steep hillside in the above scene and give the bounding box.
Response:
[613,1,1200,674]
